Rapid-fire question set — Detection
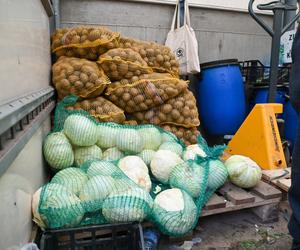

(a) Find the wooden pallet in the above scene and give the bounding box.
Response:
[202,181,282,223]
[262,167,291,192]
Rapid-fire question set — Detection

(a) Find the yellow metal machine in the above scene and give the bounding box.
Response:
[226,103,287,170]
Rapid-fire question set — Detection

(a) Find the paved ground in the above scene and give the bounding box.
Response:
[160,201,292,250]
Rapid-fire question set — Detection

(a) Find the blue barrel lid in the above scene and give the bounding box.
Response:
[201,59,239,69]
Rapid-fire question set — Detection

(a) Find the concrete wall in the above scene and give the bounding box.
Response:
[0,1,51,248]
[60,0,273,64]
[0,0,51,105]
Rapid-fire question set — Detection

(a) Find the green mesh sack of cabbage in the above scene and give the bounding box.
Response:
[32,183,85,229]
[182,136,228,203]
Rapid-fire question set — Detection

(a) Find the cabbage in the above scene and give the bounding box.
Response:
[152,188,197,236]
[150,150,184,184]
[169,161,206,198]
[32,183,84,229]
[225,155,262,188]
[118,156,151,192]
[159,142,183,156]
[32,188,46,228]
[86,160,121,177]
[183,144,207,161]
[115,129,143,153]
[97,125,118,148]
[51,168,88,195]
[74,145,102,166]
[138,149,156,166]
[102,187,153,223]
[63,114,98,146]
[102,147,124,161]
[207,160,228,190]
[79,175,116,212]
[43,132,74,170]
[138,127,162,150]
[161,132,177,143]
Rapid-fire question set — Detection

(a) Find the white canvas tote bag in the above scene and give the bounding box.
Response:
[165,0,200,75]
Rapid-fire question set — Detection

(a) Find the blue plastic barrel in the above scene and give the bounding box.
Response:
[197,59,246,135]
[283,100,299,149]
[251,87,286,118]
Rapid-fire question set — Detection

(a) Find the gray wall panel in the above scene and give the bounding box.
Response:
[60,0,273,63]
[0,0,51,105]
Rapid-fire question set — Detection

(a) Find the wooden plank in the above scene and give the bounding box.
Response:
[251,181,282,200]
[204,193,226,210]
[201,195,281,217]
[276,179,291,192]
[219,182,255,205]
[262,168,291,181]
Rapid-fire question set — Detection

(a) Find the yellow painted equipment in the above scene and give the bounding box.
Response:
[226,103,287,170]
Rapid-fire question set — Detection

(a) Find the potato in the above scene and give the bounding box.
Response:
[89,73,98,82]
[133,94,144,103]
[52,26,119,60]
[127,100,136,108]
[161,104,173,114]
[171,109,180,120]
[52,57,109,99]
[122,93,131,102]
[74,81,84,90]
[144,110,155,120]
[68,97,125,123]
[80,73,89,83]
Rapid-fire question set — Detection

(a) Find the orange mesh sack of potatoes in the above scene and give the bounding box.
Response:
[97,48,153,81]
[106,73,188,113]
[66,97,125,123]
[131,89,200,128]
[52,57,110,99]
[51,26,120,60]
[161,125,200,145]
[119,37,179,77]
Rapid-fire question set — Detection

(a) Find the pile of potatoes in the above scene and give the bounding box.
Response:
[106,76,188,113]
[161,125,200,145]
[131,89,200,128]
[119,37,179,76]
[51,27,120,60]
[98,48,152,81]
[52,57,110,99]
[66,97,125,123]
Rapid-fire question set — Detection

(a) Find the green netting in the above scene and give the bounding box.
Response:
[195,136,228,194]
[81,159,122,178]
[138,149,156,166]
[79,175,116,212]
[38,183,85,229]
[148,136,226,237]
[169,160,206,198]
[102,187,153,223]
[37,95,228,237]
[74,145,103,166]
[43,132,74,171]
[51,168,88,195]
[102,147,124,161]
[151,189,198,237]
[79,211,107,226]
[159,141,183,157]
